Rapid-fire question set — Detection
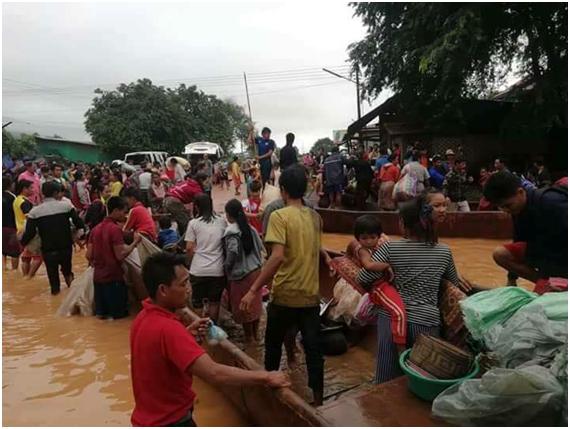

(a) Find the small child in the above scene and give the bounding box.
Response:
[354,215,407,350]
[157,216,181,251]
[242,180,263,235]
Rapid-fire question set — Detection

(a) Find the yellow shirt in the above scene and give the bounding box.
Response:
[231,161,241,178]
[13,195,33,234]
[110,181,123,197]
[264,205,322,307]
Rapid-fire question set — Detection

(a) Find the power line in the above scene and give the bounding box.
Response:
[2,65,351,96]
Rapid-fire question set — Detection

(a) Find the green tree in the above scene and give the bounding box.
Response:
[348,3,567,131]
[2,131,37,159]
[310,137,335,155]
[84,79,250,158]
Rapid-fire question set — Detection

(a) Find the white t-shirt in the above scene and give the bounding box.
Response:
[139,172,152,190]
[185,215,227,277]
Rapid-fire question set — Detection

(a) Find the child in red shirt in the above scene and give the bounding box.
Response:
[354,215,407,351]
[242,180,263,234]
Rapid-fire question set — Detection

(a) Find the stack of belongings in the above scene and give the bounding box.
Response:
[432,287,568,426]
[406,334,474,380]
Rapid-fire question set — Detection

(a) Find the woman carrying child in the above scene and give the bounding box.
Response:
[358,190,469,383]
[223,199,264,342]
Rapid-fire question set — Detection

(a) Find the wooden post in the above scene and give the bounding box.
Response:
[355,68,361,120]
[243,72,256,157]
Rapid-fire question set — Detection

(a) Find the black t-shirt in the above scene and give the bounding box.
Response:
[279,145,298,170]
[2,191,16,228]
[514,187,568,278]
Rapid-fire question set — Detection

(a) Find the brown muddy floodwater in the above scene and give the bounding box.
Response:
[2,252,248,426]
[2,229,528,426]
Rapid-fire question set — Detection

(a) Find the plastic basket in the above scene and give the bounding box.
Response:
[399,349,480,401]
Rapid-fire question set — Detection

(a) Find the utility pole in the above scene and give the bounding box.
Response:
[355,67,361,120]
[322,67,361,120]
[243,72,254,156]
[2,121,13,129]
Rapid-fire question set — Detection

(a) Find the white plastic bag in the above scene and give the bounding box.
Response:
[56,267,94,317]
[260,184,281,209]
[432,365,565,426]
[326,278,362,326]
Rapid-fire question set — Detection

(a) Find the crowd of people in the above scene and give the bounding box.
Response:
[2,127,567,426]
[295,140,555,213]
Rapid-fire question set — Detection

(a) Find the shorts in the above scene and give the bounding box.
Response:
[2,227,21,257]
[190,275,226,308]
[326,183,343,194]
[503,242,527,263]
[21,245,42,261]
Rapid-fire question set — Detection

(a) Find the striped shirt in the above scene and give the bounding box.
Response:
[358,239,459,326]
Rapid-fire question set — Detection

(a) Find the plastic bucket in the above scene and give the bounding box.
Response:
[399,349,479,401]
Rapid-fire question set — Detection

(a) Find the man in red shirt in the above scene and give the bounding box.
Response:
[163,172,208,235]
[124,188,158,242]
[87,196,141,319]
[132,252,290,426]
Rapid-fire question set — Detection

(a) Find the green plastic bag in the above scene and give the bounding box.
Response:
[460,288,537,341]
[525,292,568,321]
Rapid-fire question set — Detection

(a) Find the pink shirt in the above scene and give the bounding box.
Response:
[18,171,41,205]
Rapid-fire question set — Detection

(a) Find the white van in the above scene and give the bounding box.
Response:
[124,151,169,167]
[183,142,224,168]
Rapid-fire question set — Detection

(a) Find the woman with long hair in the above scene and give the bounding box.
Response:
[223,199,264,342]
[359,190,469,383]
[185,193,227,321]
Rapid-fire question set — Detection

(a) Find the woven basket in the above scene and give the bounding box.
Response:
[409,334,474,380]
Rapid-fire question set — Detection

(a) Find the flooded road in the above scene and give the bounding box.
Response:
[3,182,527,426]
[2,252,248,426]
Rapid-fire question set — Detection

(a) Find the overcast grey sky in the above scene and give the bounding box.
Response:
[2,2,386,153]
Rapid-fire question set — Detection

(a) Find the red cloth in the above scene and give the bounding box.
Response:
[165,168,175,182]
[243,197,262,234]
[370,280,407,345]
[124,202,157,241]
[89,217,125,283]
[229,269,262,323]
[166,179,203,205]
[130,299,205,427]
[555,177,568,187]
[478,196,494,211]
[379,163,400,183]
[503,241,527,263]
